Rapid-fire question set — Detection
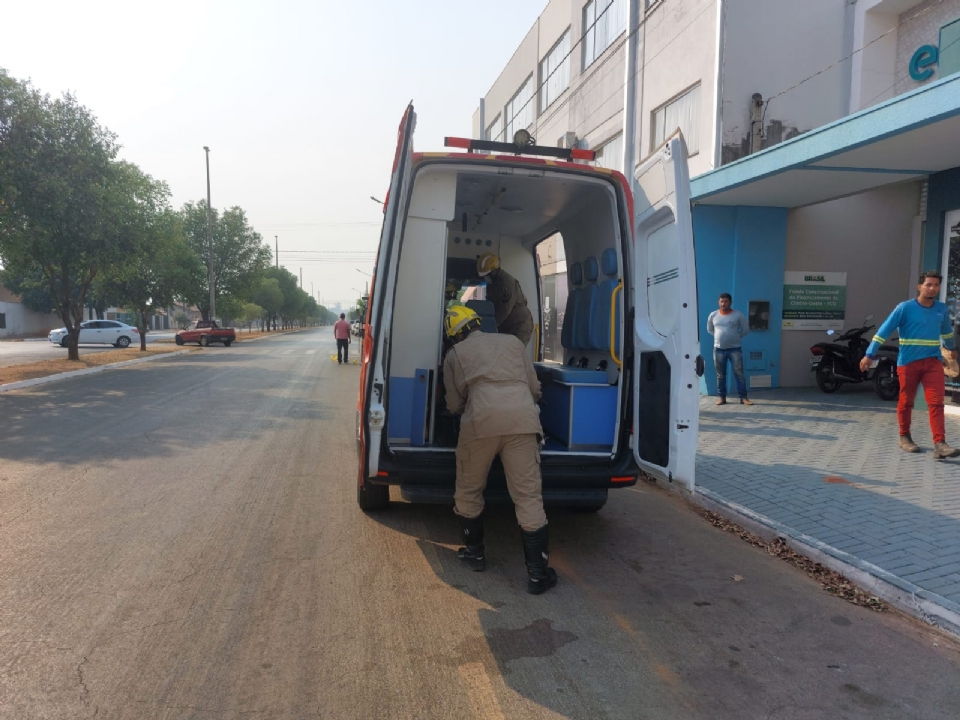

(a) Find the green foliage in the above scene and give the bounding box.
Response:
[0,69,129,358]
[178,201,272,320]
[241,302,264,331]
[94,165,192,350]
[174,312,190,330]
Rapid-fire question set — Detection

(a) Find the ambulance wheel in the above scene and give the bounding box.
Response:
[357,480,390,512]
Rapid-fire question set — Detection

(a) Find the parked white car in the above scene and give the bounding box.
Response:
[48,320,140,348]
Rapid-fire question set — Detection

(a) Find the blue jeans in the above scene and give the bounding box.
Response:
[714,347,747,399]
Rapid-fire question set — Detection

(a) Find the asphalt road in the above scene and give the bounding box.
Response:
[0,332,177,368]
[2,328,960,719]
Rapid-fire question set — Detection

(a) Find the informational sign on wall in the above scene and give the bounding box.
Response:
[782,271,847,331]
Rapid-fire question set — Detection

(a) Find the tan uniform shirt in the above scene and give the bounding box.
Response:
[488,269,534,343]
[443,331,542,444]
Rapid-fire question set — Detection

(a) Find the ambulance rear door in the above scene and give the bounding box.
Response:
[631,133,700,491]
[360,104,416,482]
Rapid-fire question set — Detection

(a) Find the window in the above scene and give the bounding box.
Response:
[539,30,571,112]
[505,75,534,142]
[582,0,626,69]
[485,114,503,143]
[651,84,701,155]
[594,133,624,173]
[0,312,5,330]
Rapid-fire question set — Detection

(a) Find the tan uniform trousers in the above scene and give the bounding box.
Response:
[455,433,547,532]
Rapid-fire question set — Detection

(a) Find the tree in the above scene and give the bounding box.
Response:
[253,277,283,330]
[179,201,271,321]
[241,302,264,332]
[94,166,192,351]
[216,294,245,328]
[0,70,137,360]
[174,312,190,330]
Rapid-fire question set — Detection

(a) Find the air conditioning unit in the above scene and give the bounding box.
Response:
[557,132,578,149]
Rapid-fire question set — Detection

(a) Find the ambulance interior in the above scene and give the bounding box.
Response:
[386,163,626,457]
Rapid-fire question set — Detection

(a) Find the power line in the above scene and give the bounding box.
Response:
[489,0,623,141]
[537,0,713,144]
[760,0,947,127]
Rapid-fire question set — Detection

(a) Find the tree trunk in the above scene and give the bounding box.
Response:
[67,327,80,361]
[138,308,149,351]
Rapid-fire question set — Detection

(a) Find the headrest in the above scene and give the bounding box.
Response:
[601,248,618,277]
[584,256,599,282]
[570,262,583,286]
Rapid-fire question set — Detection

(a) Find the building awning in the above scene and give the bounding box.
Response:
[691,73,960,208]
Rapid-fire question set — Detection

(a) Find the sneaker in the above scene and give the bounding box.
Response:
[899,435,921,453]
[740,398,754,406]
[715,397,727,406]
[933,441,960,459]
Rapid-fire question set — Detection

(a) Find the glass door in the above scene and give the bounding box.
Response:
[943,210,960,323]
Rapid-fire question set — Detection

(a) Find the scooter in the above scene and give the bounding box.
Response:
[809,315,900,401]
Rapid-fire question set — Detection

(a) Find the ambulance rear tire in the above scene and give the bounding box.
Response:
[357,480,390,512]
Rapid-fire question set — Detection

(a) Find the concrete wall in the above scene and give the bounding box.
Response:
[895,0,960,96]
[0,300,62,338]
[473,0,719,178]
[720,0,851,164]
[638,0,717,178]
[693,205,787,395]
[781,182,921,387]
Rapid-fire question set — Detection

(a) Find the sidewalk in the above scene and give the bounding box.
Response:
[695,387,960,631]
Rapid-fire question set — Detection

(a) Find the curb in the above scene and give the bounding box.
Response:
[679,484,960,639]
[0,350,191,394]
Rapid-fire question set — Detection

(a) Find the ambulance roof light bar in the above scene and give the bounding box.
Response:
[444,129,596,162]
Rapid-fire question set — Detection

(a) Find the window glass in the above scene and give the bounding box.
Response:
[485,114,503,143]
[594,133,624,173]
[539,30,571,112]
[582,0,626,68]
[535,233,567,362]
[505,75,534,142]
[651,84,700,155]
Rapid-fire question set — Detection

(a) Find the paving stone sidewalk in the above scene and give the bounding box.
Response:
[696,387,960,613]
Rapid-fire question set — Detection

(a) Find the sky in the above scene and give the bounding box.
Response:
[3,0,547,312]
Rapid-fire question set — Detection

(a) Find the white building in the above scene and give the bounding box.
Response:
[473,0,960,390]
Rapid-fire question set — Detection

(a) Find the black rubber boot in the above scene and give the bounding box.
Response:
[520,525,558,595]
[456,513,485,572]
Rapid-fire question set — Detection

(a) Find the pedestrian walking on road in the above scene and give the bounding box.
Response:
[707,293,753,406]
[442,304,557,595]
[860,270,960,458]
[334,313,351,364]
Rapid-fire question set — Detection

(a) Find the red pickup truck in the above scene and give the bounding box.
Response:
[175,320,236,347]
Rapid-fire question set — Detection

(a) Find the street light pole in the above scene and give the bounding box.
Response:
[203,146,216,320]
[275,236,278,268]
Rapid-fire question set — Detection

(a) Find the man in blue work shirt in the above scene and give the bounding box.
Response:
[707,293,753,406]
[860,270,959,458]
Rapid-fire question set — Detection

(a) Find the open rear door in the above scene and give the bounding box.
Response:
[631,133,700,491]
[359,104,416,484]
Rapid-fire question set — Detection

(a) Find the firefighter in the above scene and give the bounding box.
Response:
[477,253,534,346]
[442,304,557,594]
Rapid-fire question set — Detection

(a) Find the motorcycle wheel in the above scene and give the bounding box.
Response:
[815,361,842,393]
[874,363,900,401]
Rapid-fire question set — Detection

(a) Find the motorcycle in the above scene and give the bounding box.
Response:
[809,315,900,401]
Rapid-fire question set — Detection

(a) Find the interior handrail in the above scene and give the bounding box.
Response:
[610,281,623,368]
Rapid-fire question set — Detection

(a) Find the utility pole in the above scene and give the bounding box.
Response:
[300,267,303,288]
[275,236,278,268]
[203,146,216,320]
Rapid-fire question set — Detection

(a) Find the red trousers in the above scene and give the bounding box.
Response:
[897,356,945,443]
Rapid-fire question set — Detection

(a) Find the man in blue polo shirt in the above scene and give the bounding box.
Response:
[860,270,959,458]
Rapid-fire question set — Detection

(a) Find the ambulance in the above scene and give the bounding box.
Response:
[356,104,701,512]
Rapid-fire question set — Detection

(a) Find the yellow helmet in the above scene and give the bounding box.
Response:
[476,252,500,277]
[444,305,481,338]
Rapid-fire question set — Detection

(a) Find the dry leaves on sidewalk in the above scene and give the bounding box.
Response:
[697,507,887,612]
